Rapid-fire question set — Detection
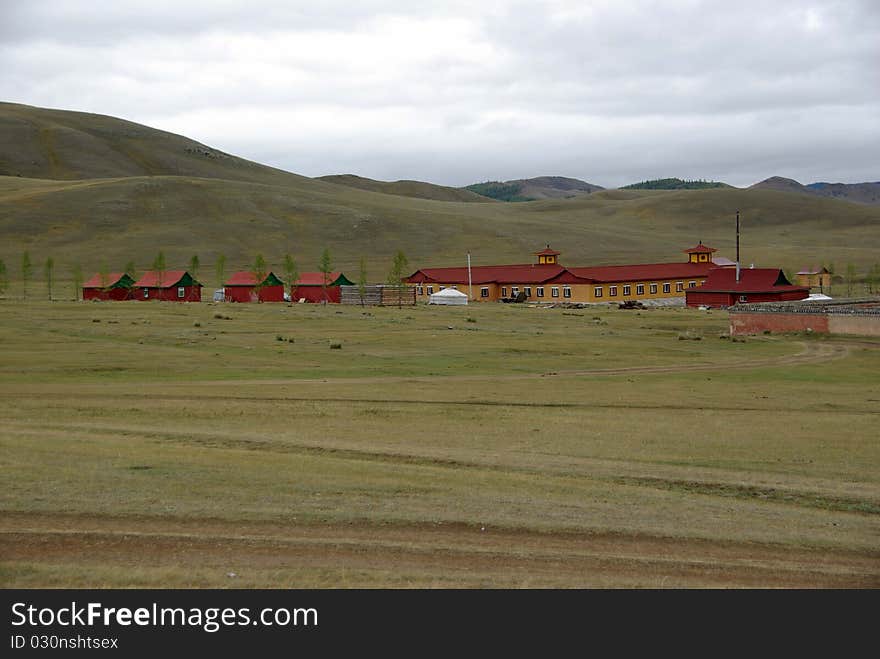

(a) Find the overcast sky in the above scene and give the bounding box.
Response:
[3,0,878,188]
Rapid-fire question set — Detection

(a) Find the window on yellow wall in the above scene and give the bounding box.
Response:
[649,283,658,294]
[536,287,544,297]
[523,286,531,297]
[511,286,519,296]
[563,287,571,298]
[427,286,434,295]
[688,281,696,288]
[636,283,644,295]
[551,287,559,297]
[501,287,508,297]
[594,286,603,297]
[623,284,631,296]
[480,287,489,298]
[663,282,670,293]
[609,285,617,296]
[417,285,424,295]
[676,282,683,292]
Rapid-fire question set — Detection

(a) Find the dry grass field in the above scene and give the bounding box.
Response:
[0,298,878,588]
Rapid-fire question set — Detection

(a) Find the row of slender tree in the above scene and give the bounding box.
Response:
[0,249,410,302]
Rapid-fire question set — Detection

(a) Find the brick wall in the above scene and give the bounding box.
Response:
[729,311,880,336]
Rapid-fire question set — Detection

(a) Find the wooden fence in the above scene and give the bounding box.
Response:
[340,285,416,306]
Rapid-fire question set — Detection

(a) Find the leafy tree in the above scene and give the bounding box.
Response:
[867,264,880,295]
[0,259,7,296]
[844,263,857,297]
[358,257,368,306]
[44,257,55,300]
[124,260,137,280]
[387,250,409,308]
[71,264,83,300]
[252,253,267,300]
[283,254,298,301]
[152,251,167,288]
[99,263,110,290]
[215,253,226,289]
[465,181,535,202]
[189,254,200,280]
[319,248,332,304]
[21,251,32,298]
[620,177,729,190]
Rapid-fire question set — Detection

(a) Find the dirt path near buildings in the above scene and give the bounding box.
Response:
[2,512,877,588]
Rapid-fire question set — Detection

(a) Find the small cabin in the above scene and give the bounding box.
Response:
[82,272,135,301]
[132,270,202,302]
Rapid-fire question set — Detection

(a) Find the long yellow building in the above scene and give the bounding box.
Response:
[405,243,725,304]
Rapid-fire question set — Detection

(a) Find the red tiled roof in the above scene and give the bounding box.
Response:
[133,270,194,288]
[83,272,126,288]
[534,246,561,256]
[684,242,717,254]
[687,268,810,293]
[565,262,716,283]
[407,264,566,285]
[225,271,282,286]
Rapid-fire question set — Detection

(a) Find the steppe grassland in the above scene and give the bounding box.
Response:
[0,299,878,587]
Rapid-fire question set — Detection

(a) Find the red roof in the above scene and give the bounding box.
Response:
[407,264,566,285]
[295,271,346,286]
[225,271,283,286]
[83,272,126,288]
[534,246,561,256]
[565,262,716,283]
[687,268,810,293]
[684,242,717,254]
[133,270,197,288]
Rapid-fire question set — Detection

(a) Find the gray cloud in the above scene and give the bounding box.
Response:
[2,0,878,187]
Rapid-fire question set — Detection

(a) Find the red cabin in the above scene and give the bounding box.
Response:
[132,270,202,302]
[686,268,809,308]
[223,271,286,302]
[291,272,354,303]
[82,272,135,301]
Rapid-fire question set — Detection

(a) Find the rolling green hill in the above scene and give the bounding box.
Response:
[1,103,878,292]
[0,102,312,186]
[466,176,605,201]
[621,178,731,190]
[317,174,493,203]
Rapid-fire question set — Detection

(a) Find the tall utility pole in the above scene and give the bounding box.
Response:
[735,210,741,283]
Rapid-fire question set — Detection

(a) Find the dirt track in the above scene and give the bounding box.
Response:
[2,513,877,588]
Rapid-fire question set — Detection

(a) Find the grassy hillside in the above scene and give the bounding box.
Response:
[1,103,878,292]
[317,174,493,203]
[0,101,310,186]
[466,176,604,202]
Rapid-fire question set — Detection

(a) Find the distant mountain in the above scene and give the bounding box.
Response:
[316,174,492,203]
[749,176,816,195]
[465,176,604,202]
[620,178,731,190]
[806,181,880,205]
[750,177,880,205]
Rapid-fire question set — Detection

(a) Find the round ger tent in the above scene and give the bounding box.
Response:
[429,287,468,305]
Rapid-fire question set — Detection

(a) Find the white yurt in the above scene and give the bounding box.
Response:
[429,287,468,305]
